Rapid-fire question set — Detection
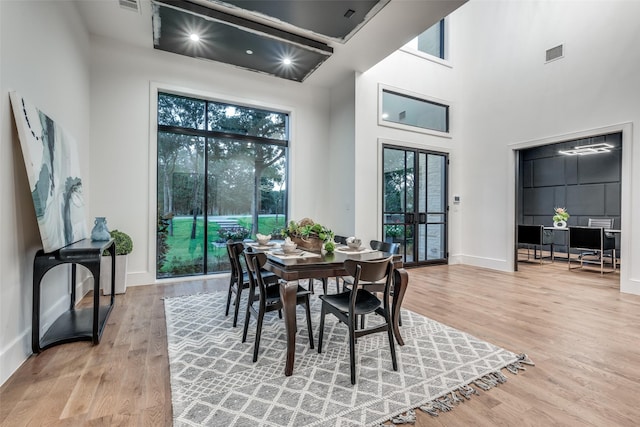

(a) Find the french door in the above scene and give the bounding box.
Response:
[382,145,448,266]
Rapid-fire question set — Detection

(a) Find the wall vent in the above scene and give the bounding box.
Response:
[545,44,564,62]
[119,0,140,13]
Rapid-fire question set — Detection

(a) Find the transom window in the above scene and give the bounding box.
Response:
[379,87,449,135]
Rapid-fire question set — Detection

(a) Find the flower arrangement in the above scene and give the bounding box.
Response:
[285,218,334,242]
[285,218,334,252]
[553,207,570,223]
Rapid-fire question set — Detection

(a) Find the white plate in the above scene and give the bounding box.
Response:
[253,242,276,248]
[271,249,302,256]
[338,246,365,252]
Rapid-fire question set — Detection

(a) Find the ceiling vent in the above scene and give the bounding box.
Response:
[545,44,564,63]
[119,0,141,13]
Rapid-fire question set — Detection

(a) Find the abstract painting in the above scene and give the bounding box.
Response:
[10,91,88,253]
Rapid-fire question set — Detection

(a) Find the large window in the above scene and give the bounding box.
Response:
[157,93,288,278]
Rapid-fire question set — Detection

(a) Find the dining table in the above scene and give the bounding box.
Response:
[247,242,409,377]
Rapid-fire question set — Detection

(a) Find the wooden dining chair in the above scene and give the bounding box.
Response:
[242,251,314,362]
[317,256,397,384]
[342,239,401,326]
[225,241,277,327]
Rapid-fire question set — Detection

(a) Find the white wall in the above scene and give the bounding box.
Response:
[453,0,640,294]
[89,36,332,286]
[0,0,91,384]
[327,76,357,237]
[353,25,463,253]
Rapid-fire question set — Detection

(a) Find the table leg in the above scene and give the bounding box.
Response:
[280,280,298,376]
[392,268,408,346]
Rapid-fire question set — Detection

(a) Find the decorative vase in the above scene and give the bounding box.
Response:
[91,217,111,241]
[553,220,567,229]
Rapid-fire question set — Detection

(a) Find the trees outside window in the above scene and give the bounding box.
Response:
[157,93,288,278]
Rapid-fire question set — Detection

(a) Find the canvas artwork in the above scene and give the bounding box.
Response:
[10,91,88,253]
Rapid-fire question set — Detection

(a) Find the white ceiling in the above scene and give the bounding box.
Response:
[75,0,467,87]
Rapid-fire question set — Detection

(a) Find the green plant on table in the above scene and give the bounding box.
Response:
[285,218,334,242]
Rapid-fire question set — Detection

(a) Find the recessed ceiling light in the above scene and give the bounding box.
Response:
[282,57,292,65]
[246,49,253,55]
[189,33,200,42]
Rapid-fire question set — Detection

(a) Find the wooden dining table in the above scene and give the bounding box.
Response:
[254,244,409,377]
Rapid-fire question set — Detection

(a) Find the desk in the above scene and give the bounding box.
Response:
[543,227,621,264]
[32,239,116,353]
[261,248,408,376]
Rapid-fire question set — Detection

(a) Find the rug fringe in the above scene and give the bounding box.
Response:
[383,353,534,424]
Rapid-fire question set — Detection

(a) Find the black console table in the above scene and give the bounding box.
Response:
[32,238,116,353]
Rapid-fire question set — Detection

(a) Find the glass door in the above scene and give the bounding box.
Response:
[382,146,448,266]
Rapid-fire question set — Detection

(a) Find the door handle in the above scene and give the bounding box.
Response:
[405,213,415,224]
[419,213,427,224]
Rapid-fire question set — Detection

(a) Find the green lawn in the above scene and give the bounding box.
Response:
[159,215,286,277]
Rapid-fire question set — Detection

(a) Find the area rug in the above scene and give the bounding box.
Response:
[164,289,529,426]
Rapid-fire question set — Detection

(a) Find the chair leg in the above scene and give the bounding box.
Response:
[385,315,398,371]
[317,304,326,353]
[242,301,251,343]
[349,321,357,385]
[232,283,243,327]
[225,277,234,317]
[253,311,265,363]
[304,295,314,349]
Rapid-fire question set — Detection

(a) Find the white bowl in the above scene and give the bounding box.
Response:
[347,238,362,249]
[281,243,297,253]
[256,233,271,245]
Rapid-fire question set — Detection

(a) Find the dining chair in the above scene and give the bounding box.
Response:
[242,251,314,362]
[568,226,616,274]
[225,241,277,327]
[342,239,401,326]
[317,256,398,385]
[517,225,554,264]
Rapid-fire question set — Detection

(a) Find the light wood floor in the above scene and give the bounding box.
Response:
[1,262,639,426]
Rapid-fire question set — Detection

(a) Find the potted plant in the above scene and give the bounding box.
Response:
[101,229,133,295]
[284,218,334,252]
[553,207,570,228]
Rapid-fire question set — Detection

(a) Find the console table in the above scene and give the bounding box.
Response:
[32,238,115,353]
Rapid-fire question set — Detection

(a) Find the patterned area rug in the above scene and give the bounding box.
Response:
[164,290,524,426]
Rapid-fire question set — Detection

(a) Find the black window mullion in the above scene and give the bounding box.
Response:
[157,124,288,148]
[203,103,209,274]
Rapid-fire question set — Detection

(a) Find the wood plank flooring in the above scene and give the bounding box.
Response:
[1,262,639,426]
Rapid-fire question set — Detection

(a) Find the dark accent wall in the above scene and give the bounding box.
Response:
[518,132,622,248]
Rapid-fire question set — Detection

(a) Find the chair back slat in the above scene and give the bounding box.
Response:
[369,240,400,254]
[588,218,614,229]
[227,241,245,278]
